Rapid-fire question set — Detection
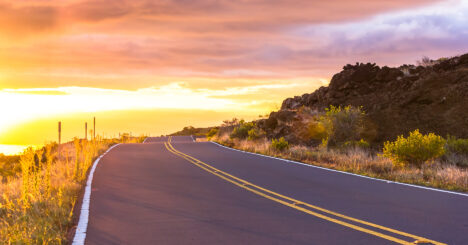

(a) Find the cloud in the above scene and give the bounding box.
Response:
[294,0,468,64]
[0,0,465,92]
[0,3,59,37]
[69,0,132,22]
[0,0,440,36]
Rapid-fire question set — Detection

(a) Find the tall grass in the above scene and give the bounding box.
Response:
[212,133,468,192]
[0,135,145,244]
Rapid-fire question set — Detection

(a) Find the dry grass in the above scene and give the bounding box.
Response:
[212,133,468,192]
[0,136,145,244]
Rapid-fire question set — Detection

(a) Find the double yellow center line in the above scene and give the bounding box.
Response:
[164,136,444,245]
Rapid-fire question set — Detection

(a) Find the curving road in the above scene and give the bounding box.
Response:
[82,136,468,244]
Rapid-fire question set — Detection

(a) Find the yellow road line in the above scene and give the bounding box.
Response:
[165,142,444,245]
[166,140,443,245]
[165,139,445,245]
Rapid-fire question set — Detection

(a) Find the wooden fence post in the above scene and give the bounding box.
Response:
[58,121,61,145]
[93,117,96,140]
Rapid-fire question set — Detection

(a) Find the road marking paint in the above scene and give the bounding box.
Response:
[165,140,445,245]
[211,142,468,198]
[72,143,121,245]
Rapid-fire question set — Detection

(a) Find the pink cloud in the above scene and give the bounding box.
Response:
[2,0,465,92]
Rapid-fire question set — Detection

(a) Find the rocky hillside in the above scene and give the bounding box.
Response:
[262,53,468,144]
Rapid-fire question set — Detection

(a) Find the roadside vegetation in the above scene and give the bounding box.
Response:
[210,106,468,192]
[170,126,212,136]
[0,135,145,244]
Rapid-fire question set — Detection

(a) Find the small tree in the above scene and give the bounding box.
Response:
[383,130,446,168]
[320,105,366,147]
[222,118,240,127]
[416,56,433,67]
[230,121,255,139]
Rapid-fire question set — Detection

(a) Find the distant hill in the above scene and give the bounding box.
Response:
[260,53,468,144]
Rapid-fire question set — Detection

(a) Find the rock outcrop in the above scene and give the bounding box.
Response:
[264,53,468,144]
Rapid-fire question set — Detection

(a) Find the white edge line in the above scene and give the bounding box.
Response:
[143,137,148,143]
[210,141,468,197]
[72,143,122,245]
[191,135,195,142]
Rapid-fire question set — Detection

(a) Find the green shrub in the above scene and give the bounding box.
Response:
[382,130,446,168]
[0,154,21,179]
[307,121,328,141]
[271,137,289,151]
[444,136,468,167]
[206,128,219,139]
[320,105,366,147]
[230,121,255,139]
[446,136,468,155]
[247,128,265,141]
[343,139,370,149]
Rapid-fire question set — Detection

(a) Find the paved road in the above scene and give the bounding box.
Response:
[84,136,468,244]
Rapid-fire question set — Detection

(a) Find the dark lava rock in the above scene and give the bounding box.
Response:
[268,54,468,144]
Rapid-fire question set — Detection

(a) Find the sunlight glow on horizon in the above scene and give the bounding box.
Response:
[0,144,36,156]
[0,81,322,147]
[0,83,244,133]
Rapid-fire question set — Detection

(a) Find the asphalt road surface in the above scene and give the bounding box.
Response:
[83,136,468,244]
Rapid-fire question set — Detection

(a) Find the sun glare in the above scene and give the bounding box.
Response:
[0,85,229,133]
[0,83,289,148]
[0,144,32,155]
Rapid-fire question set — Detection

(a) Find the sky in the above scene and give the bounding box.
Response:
[0,0,467,153]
